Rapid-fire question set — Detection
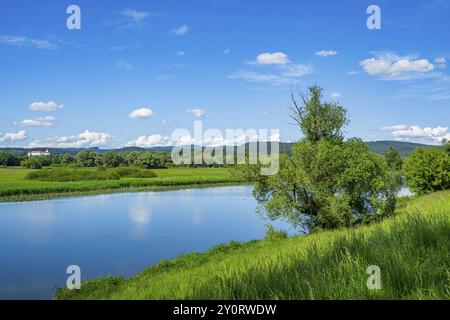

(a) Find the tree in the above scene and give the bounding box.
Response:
[0,152,20,166]
[103,152,124,168]
[404,148,450,195]
[289,85,348,144]
[77,150,97,167]
[61,154,76,166]
[244,85,396,232]
[384,147,403,171]
[22,157,43,169]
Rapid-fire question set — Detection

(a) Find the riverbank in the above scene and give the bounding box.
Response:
[0,167,245,202]
[55,190,450,300]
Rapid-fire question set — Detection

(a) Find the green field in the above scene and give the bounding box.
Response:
[0,167,244,202]
[55,190,450,300]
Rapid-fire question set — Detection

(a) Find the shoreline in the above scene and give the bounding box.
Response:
[0,181,251,203]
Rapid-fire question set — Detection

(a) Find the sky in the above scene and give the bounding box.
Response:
[0,0,449,148]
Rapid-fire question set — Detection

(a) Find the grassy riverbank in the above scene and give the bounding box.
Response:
[55,190,450,300]
[0,167,244,202]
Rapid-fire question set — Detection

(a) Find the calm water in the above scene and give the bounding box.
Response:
[0,186,293,300]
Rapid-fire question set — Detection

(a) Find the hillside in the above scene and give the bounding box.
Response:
[55,190,450,300]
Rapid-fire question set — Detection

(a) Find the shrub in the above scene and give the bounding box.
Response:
[404,148,450,195]
[264,224,288,241]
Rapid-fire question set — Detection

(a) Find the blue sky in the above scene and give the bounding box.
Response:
[0,0,449,148]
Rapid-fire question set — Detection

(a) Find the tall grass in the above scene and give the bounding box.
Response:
[55,190,450,300]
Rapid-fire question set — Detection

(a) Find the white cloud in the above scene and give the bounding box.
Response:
[172,25,189,36]
[230,52,312,86]
[0,130,27,144]
[176,51,186,56]
[380,124,408,131]
[315,50,338,57]
[223,49,230,55]
[29,101,64,111]
[115,60,134,71]
[28,130,111,148]
[129,108,154,119]
[249,52,290,65]
[186,108,207,118]
[0,35,57,50]
[126,131,281,148]
[346,70,358,75]
[330,92,341,99]
[280,64,313,77]
[435,57,447,69]
[161,119,177,125]
[126,134,171,148]
[18,116,55,127]
[380,124,450,144]
[360,53,435,80]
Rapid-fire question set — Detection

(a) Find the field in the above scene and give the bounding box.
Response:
[55,190,450,300]
[0,167,244,202]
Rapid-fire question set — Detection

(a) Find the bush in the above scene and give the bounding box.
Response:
[26,168,120,182]
[25,167,156,182]
[22,157,44,169]
[264,224,288,241]
[404,148,450,195]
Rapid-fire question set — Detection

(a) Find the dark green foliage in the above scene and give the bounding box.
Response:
[0,152,20,166]
[77,150,98,167]
[21,157,46,169]
[384,146,403,171]
[25,167,156,182]
[404,148,450,195]
[134,152,172,169]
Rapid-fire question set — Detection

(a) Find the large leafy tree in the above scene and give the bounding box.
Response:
[384,147,403,171]
[404,148,450,195]
[247,86,396,232]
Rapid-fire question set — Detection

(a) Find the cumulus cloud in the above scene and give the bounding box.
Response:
[126,131,281,148]
[129,108,154,119]
[315,50,338,57]
[126,134,171,148]
[18,116,55,127]
[380,124,450,144]
[0,130,27,144]
[249,52,290,65]
[360,52,435,80]
[172,25,189,36]
[28,130,111,148]
[29,101,64,111]
[0,35,58,50]
[186,108,207,118]
[435,57,447,69]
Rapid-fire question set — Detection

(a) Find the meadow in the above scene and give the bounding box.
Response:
[0,167,244,202]
[55,190,450,300]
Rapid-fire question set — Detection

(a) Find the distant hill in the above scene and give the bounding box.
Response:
[366,141,436,157]
[0,141,437,157]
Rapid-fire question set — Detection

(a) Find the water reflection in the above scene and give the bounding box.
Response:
[0,186,293,299]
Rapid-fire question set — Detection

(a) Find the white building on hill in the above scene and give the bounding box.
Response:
[27,150,51,157]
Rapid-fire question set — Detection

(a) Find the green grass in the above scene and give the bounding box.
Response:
[0,167,244,202]
[54,190,450,300]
